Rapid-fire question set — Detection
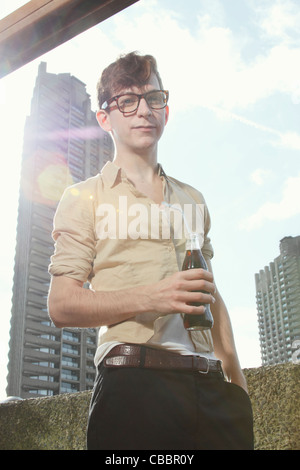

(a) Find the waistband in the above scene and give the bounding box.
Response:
[103,344,224,376]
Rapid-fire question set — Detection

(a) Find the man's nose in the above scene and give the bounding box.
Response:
[137,97,152,116]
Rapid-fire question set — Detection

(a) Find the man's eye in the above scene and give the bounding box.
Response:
[119,96,137,107]
[148,93,163,104]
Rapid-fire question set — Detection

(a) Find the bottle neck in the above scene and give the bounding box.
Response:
[186,233,201,251]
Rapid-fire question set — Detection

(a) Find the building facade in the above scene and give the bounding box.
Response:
[255,236,300,366]
[6,62,113,398]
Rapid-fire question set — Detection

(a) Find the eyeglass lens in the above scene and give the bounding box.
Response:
[118,91,167,113]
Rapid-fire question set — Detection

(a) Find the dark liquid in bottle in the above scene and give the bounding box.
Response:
[182,248,214,331]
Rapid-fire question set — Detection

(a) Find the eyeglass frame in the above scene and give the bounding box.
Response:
[101,89,169,114]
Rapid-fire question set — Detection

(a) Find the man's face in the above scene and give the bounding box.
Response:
[97,73,169,155]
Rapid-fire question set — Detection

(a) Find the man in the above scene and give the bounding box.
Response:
[48,52,253,450]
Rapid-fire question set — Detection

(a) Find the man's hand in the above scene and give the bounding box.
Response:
[148,269,216,315]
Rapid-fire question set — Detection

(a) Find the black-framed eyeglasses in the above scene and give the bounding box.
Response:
[101,90,169,115]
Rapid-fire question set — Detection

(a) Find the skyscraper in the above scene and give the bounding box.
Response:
[6,62,113,398]
[255,236,300,366]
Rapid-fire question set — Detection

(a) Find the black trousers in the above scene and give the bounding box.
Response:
[87,362,254,450]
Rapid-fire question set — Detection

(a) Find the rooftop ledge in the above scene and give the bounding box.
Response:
[0,363,299,450]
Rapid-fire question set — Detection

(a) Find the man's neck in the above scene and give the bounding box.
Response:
[113,149,163,204]
[113,148,159,183]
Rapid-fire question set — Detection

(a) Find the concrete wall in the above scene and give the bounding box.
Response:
[0,363,299,450]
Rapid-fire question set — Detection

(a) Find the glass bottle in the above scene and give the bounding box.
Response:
[182,232,214,330]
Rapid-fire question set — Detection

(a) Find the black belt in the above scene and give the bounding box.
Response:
[104,344,224,376]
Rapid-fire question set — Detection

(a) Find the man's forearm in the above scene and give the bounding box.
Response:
[48,269,216,330]
[204,258,248,392]
[210,291,248,392]
[48,275,154,329]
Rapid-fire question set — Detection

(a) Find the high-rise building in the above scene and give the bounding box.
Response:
[255,236,300,366]
[6,62,113,398]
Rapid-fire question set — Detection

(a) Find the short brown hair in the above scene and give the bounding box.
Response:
[97,51,164,110]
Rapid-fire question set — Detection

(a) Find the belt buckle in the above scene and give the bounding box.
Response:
[196,356,210,374]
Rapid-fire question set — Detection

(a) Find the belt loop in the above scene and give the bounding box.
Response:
[198,357,209,374]
[139,345,146,368]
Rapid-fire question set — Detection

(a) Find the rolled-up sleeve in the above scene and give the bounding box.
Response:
[49,184,96,282]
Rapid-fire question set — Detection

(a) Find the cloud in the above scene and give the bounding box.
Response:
[40,1,300,152]
[201,104,300,150]
[96,0,300,112]
[36,0,300,129]
[274,131,300,151]
[81,0,300,159]
[257,0,300,44]
[250,169,273,186]
[240,174,300,230]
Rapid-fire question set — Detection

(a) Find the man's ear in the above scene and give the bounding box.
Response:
[96,110,112,132]
[164,105,169,126]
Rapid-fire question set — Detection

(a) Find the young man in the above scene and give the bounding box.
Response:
[48,52,253,450]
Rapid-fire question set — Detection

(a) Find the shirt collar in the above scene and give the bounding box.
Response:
[101,160,167,188]
[101,161,123,188]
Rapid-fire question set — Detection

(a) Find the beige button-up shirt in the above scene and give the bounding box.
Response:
[49,161,215,354]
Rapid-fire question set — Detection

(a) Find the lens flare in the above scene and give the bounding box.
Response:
[21,150,74,205]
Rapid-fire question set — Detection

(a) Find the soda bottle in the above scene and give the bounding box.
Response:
[182,232,214,330]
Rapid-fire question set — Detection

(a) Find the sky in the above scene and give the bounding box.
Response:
[0,0,299,399]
